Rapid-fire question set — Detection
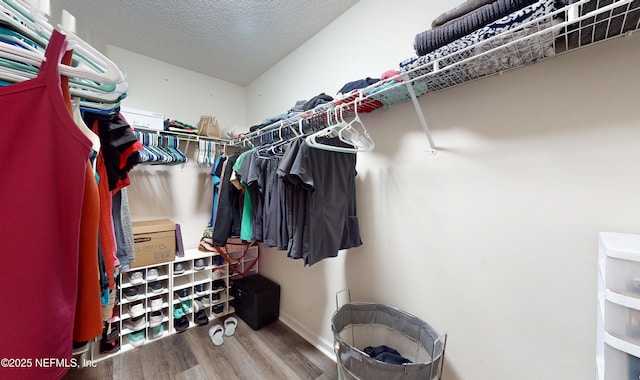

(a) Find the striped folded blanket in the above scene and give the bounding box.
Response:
[414,0,538,56]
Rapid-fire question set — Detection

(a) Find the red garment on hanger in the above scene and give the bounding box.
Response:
[60,48,102,342]
[74,164,103,341]
[0,30,91,380]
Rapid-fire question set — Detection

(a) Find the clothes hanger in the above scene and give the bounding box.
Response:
[0,0,127,86]
[305,103,374,153]
[336,101,375,151]
[71,98,100,152]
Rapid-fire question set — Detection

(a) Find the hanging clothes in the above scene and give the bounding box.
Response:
[210,155,225,227]
[288,137,362,266]
[0,30,92,380]
[212,134,363,266]
[212,151,243,246]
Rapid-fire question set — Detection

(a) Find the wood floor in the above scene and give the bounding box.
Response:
[63,318,338,380]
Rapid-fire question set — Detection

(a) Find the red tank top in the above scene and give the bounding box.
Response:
[0,31,91,380]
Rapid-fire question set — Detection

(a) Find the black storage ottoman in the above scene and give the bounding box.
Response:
[230,274,280,330]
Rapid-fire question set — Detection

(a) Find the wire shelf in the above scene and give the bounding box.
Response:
[240,0,639,149]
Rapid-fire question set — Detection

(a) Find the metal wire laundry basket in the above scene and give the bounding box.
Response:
[331,291,447,380]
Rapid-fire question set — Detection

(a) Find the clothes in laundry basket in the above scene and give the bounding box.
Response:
[364,345,412,365]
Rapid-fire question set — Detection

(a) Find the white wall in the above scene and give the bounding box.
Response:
[106,46,246,247]
[246,1,640,380]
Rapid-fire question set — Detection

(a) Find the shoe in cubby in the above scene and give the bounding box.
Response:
[175,288,191,301]
[194,310,209,326]
[181,300,192,314]
[195,283,208,296]
[148,280,165,294]
[149,310,164,328]
[212,303,224,315]
[194,258,206,271]
[124,330,145,348]
[99,337,120,354]
[193,298,204,313]
[123,315,146,331]
[127,271,144,285]
[200,296,212,308]
[174,262,186,275]
[123,286,140,302]
[173,305,189,333]
[151,323,165,339]
[147,267,159,281]
[212,279,226,291]
[212,268,226,279]
[149,296,164,312]
[128,301,145,318]
[212,288,225,301]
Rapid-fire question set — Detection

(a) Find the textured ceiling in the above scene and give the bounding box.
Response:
[50,0,359,86]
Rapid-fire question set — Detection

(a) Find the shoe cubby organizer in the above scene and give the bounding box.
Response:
[91,245,258,361]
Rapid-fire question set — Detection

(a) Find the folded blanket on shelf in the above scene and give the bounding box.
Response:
[432,0,499,28]
[402,0,557,91]
[366,80,429,107]
[414,0,538,56]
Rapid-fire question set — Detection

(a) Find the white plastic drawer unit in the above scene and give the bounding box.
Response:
[605,294,640,345]
[600,232,640,298]
[604,342,640,380]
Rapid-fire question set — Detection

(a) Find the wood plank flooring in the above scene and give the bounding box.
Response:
[63,318,338,380]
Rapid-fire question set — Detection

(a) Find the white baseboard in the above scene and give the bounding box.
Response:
[279,312,336,362]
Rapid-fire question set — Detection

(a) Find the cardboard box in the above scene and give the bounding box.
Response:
[131,219,176,268]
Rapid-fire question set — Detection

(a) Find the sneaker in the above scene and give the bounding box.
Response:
[72,340,88,355]
[193,298,204,313]
[147,268,159,281]
[151,324,165,338]
[212,279,226,290]
[99,337,120,354]
[212,255,224,266]
[149,310,164,328]
[194,310,209,326]
[194,258,205,270]
[195,283,207,296]
[149,281,164,294]
[103,322,119,341]
[181,300,192,314]
[213,268,226,279]
[212,303,224,314]
[124,330,145,347]
[128,271,144,285]
[212,289,224,301]
[174,262,185,275]
[128,301,145,318]
[175,288,190,301]
[173,304,184,319]
[150,297,163,312]
[123,315,146,331]
[123,287,139,301]
[212,304,224,315]
[201,296,212,308]
[174,315,189,332]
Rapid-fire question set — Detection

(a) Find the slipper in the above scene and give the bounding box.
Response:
[209,324,224,346]
[224,317,238,337]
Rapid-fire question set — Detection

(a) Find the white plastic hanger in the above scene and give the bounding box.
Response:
[305,103,374,153]
[71,97,101,153]
[0,0,126,86]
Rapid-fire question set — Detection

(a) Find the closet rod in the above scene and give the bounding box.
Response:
[133,126,236,145]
